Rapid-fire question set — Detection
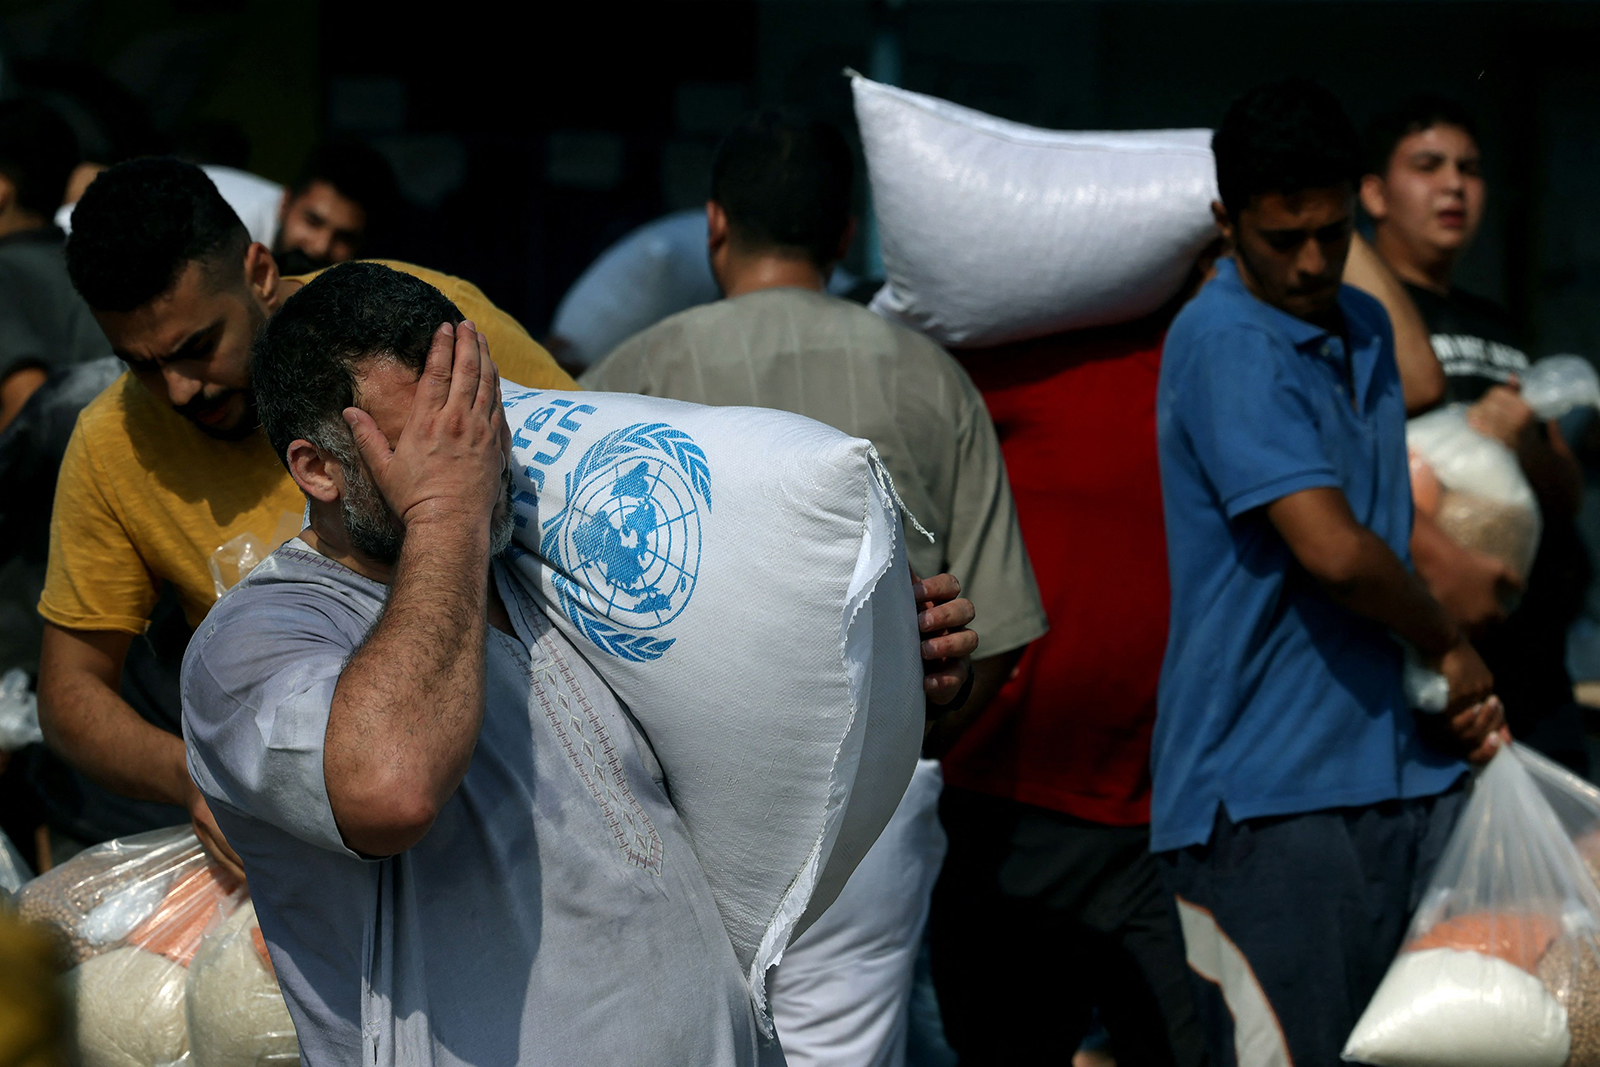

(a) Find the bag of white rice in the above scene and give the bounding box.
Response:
[1344,745,1600,1067]
[851,72,1218,349]
[502,386,925,1004]
[1407,405,1542,580]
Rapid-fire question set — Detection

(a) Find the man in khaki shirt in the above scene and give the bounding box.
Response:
[35,158,575,865]
[585,112,1046,1067]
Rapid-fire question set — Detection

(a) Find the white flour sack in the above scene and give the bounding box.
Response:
[501,386,925,1004]
[852,73,1218,348]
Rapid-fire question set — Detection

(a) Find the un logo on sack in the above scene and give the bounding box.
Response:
[543,423,712,662]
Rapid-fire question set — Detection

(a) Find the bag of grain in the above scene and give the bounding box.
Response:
[15,827,301,1067]
[1344,745,1600,1067]
[851,72,1218,349]
[503,387,925,1009]
[186,899,300,1067]
[1407,405,1542,580]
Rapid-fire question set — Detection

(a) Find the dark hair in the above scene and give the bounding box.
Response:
[710,111,853,269]
[0,99,80,219]
[1212,79,1361,217]
[291,137,400,234]
[252,261,462,465]
[1364,94,1481,177]
[65,157,250,313]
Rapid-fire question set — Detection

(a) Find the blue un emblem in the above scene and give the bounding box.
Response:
[542,422,712,662]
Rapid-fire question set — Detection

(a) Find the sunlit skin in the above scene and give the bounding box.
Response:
[93,243,294,438]
[1213,184,1355,331]
[1363,124,1485,294]
[276,180,367,268]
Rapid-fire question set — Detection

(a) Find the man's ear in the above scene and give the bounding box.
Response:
[706,201,730,253]
[277,188,292,224]
[1210,200,1236,246]
[285,439,341,503]
[1359,174,1389,222]
[0,175,15,217]
[244,242,282,309]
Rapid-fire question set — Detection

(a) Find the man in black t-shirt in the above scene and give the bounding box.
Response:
[1363,94,1591,770]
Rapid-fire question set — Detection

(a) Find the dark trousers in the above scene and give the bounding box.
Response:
[1156,786,1465,1067]
[929,787,1207,1067]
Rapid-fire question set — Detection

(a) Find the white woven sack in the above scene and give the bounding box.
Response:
[852,73,1219,348]
[501,386,925,1009]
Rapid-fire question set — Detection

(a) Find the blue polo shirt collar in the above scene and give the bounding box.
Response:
[1213,257,1384,411]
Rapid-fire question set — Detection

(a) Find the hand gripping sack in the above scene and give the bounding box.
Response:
[1344,745,1600,1067]
[851,73,1218,349]
[15,827,301,1067]
[1407,405,1542,579]
[502,386,925,1006]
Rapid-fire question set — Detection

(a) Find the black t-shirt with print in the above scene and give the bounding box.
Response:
[1407,284,1590,755]
[1405,283,1530,404]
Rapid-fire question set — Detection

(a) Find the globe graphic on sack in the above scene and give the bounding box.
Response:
[541,423,711,660]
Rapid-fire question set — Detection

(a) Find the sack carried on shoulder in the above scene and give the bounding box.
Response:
[852,73,1218,349]
[502,387,926,1006]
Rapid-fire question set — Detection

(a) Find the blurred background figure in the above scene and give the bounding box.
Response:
[1363,94,1593,773]
[271,136,400,274]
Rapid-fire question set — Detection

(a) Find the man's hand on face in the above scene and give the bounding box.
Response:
[343,321,508,535]
[1468,383,1537,450]
[913,572,978,710]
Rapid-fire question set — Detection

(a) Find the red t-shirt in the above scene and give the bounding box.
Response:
[943,316,1170,826]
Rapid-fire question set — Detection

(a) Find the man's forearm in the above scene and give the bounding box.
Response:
[43,681,190,804]
[325,520,491,852]
[1520,427,1583,520]
[37,625,191,806]
[1318,528,1460,656]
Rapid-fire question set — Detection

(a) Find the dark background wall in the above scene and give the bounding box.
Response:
[3,0,1597,356]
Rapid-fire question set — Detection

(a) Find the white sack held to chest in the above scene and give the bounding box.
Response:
[502,387,926,1010]
[852,73,1219,349]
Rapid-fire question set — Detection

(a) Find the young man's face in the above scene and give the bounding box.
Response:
[95,260,268,439]
[1363,123,1484,267]
[1221,184,1354,325]
[275,180,367,273]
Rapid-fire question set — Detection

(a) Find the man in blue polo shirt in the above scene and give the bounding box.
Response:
[1154,79,1507,1067]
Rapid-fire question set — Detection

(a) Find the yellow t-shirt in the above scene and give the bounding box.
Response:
[39,260,576,634]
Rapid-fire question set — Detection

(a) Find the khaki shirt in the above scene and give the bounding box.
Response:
[584,287,1046,657]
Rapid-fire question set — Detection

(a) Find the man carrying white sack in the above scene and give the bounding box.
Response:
[584,112,1047,1067]
[181,261,978,1067]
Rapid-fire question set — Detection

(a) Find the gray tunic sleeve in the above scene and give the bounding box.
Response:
[182,584,366,860]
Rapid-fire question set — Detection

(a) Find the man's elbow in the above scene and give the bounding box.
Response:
[330,780,440,857]
[1403,367,1446,416]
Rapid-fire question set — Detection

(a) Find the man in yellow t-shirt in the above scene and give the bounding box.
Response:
[36,157,575,869]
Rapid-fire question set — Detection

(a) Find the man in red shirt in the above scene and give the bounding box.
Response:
[931,293,1209,1066]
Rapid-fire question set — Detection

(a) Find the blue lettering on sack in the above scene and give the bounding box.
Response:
[511,399,597,500]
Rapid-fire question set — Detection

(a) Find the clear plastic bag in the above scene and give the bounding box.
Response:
[1407,405,1542,580]
[1344,745,1600,1066]
[14,827,300,1067]
[0,828,30,909]
[0,666,42,751]
[1523,356,1600,423]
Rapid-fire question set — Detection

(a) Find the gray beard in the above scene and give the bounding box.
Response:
[341,461,515,568]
